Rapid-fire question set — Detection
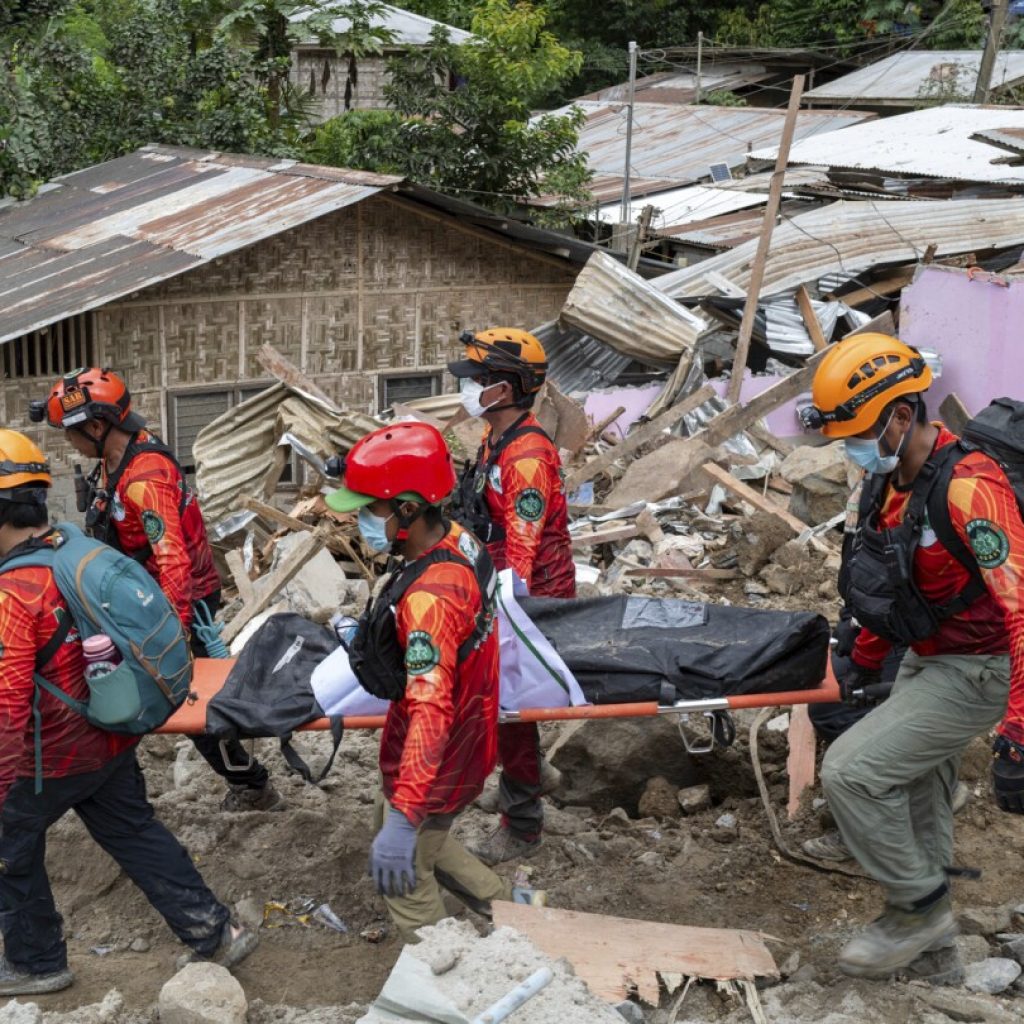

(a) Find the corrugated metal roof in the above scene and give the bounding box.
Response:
[534,321,632,392]
[974,126,1024,157]
[664,197,818,248]
[578,65,774,105]
[751,105,1024,184]
[292,2,473,46]
[560,250,708,366]
[803,50,1024,103]
[654,196,1024,301]
[542,102,871,196]
[0,146,400,344]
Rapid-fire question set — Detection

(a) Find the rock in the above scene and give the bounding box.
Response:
[635,850,665,869]
[711,813,738,844]
[959,906,1013,936]
[1001,935,1024,964]
[543,806,585,837]
[964,957,1021,994]
[158,963,247,1024]
[129,936,151,953]
[0,1002,41,1024]
[779,951,801,976]
[780,441,852,526]
[766,713,790,734]
[734,512,792,576]
[605,438,714,507]
[637,776,680,819]
[614,1000,645,1023]
[618,538,654,566]
[789,963,818,984]
[956,934,993,965]
[677,784,711,815]
[550,717,698,815]
[422,947,460,976]
[759,562,796,596]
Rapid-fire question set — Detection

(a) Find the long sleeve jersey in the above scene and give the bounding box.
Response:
[480,414,575,598]
[852,426,1024,744]
[379,523,499,826]
[0,534,135,811]
[101,432,220,630]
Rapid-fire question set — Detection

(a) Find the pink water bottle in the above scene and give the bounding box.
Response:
[82,635,122,680]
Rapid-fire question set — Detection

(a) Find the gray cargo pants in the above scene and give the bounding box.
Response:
[822,650,1009,907]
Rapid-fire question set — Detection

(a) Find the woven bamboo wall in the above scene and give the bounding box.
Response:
[2,194,576,516]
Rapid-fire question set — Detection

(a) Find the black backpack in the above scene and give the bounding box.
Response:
[349,531,497,701]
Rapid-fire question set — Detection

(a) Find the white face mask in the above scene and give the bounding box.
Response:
[459,378,499,418]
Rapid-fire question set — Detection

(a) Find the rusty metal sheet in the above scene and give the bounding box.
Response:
[974,126,1024,157]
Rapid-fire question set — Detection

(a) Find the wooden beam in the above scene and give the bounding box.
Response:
[256,343,339,411]
[795,285,827,351]
[701,462,809,535]
[826,268,914,309]
[224,549,255,605]
[570,523,641,549]
[564,383,715,493]
[727,74,805,404]
[940,393,972,435]
[244,495,314,533]
[787,704,817,820]
[585,405,627,443]
[223,530,325,643]
[625,567,739,580]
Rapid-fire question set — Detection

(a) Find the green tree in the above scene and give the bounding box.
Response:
[308,0,592,214]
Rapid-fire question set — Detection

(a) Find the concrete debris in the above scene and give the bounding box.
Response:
[964,958,1022,995]
[779,442,855,526]
[677,783,712,815]
[0,1003,41,1024]
[158,963,247,1024]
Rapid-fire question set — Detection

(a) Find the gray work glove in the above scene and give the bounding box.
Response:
[369,808,418,896]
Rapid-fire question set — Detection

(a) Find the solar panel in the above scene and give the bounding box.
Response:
[709,162,732,182]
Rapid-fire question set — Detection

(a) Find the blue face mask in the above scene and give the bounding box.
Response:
[357,507,394,553]
[844,411,906,475]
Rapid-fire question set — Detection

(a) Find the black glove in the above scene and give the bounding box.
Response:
[838,662,884,706]
[992,735,1024,814]
[833,615,861,659]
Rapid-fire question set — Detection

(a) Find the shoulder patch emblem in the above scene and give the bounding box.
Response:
[405,630,440,675]
[142,509,165,545]
[515,487,545,523]
[966,518,1010,570]
[458,530,480,563]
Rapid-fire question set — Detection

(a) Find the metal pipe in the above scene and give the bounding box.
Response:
[620,41,638,232]
[471,966,554,1024]
[695,31,703,104]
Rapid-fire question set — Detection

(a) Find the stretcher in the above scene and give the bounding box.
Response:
[156,657,841,736]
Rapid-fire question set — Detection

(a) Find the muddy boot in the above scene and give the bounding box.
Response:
[467,826,541,867]
[221,781,284,812]
[801,829,853,862]
[176,921,259,972]
[0,958,73,996]
[839,893,957,979]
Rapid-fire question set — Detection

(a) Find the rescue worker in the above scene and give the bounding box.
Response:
[0,431,256,995]
[34,369,280,811]
[801,333,1024,977]
[447,328,573,866]
[325,422,535,941]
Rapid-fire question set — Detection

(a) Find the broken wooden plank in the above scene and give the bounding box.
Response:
[244,495,314,534]
[940,392,971,435]
[492,902,778,1005]
[570,523,641,549]
[625,567,739,580]
[635,508,664,544]
[826,267,915,308]
[786,704,817,820]
[224,549,255,605]
[795,285,828,351]
[701,462,809,536]
[257,343,339,411]
[585,404,627,443]
[564,383,715,494]
[747,422,794,457]
[223,531,324,643]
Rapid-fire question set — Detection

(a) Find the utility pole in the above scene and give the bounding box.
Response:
[974,0,1008,103]
[620,40,638,234]
[695,31,703,104]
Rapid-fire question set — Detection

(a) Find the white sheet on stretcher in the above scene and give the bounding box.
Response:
[310,570,587,717]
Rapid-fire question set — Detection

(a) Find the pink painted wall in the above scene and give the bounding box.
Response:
[900,265,1023,419]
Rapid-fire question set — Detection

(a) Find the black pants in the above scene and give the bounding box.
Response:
[189,592,269,790]
[0,749,228,974]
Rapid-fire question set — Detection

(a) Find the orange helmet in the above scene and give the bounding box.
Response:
[0,430,51,505]
[447,328,547,395]
[801,334,932,438]
[32,368,146,432]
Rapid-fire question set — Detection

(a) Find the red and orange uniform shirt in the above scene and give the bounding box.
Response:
[480,414,575,598]
[853,426,1024,744]
[380,522,499,826]
[0,534,135,810]
[103,432,220,631]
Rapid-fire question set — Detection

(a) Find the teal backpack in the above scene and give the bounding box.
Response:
[1,523,193,790]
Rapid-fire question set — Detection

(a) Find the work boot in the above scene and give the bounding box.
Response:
[467,826,541,867]
[221,781,284,813]
[0,958,73,996]
[839,894,957,978]
[801,829,853,862]
[952,780,971,815]
[476,760,563,815]
[176,921,259,972]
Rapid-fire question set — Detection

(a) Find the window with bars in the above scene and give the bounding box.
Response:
[1,313,96,379]
[168,384,295,484]
[378,372,442,411]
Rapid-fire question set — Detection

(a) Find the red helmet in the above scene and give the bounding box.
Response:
[32,368,145,431]
[325,422,456,513]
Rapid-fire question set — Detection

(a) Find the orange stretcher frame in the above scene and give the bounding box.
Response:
[155,658,841,735]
